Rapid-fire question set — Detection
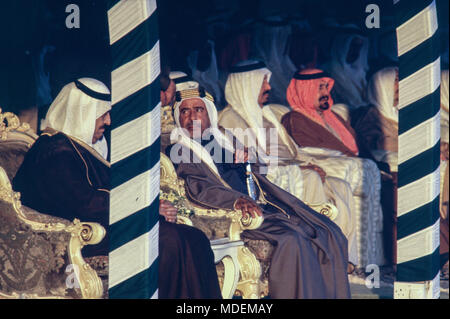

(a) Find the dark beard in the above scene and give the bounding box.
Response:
[262,90,270,105]
[319,102,330,110]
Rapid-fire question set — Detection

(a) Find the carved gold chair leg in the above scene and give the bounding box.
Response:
[236,246,262,299]
[219,256,239,299]
[210,239,242,299]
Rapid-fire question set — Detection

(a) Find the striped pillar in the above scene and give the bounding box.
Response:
[394,0,441,299]
[107,0,161,299]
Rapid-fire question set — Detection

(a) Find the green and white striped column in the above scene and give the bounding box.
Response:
[107,0,161,299]
[394,0,441,299]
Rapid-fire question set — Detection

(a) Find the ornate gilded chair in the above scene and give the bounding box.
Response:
[160,153,269,299]
[0,109,106,299]
[160,104,339,298]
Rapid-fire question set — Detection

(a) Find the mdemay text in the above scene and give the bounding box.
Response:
[176,303,274,316]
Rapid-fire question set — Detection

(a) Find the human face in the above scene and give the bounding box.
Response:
[178,98,211,138]
[313,80,331,111]
[161,79,176,106]
[257,74,271,107]
[92,111,111,144]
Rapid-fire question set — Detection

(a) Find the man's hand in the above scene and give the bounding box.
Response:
[301,164,327,183]
[234,197,263,218]
[160,200,178,223]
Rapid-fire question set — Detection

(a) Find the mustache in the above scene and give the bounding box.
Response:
[319,95,329,102]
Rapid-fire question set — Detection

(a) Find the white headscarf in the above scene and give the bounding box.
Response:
[441,70,449,143]
[170,71,189,82]
[224,62,292,155]
[170,88,234,175]
[44,78,111,158]
[170,71,199,92]
[324,32,370,109]
[367,67,399,123]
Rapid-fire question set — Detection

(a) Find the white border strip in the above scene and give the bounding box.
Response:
[109,222,159,289]
[398,57,441,110]
[108,0,157,45]
[111,41,160,105]
[398,110,440,164]
[111,104,161,164]
[110,162,160,225]
[398,166,440,217]
[396,1,437,56]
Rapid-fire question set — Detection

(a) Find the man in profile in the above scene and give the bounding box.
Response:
[13,78,113,257]
[13,77,221,298]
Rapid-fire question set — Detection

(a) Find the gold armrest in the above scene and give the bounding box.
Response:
[160,152,263,241]
[160,186,264,241]
[239,212,264,230]
[160,153,264,299]
[176,215,193,226]
[0,108,38,143]
[192,207,263,242]
[306,202,339,221]
[66,220,105,299]
[0,166,105,299]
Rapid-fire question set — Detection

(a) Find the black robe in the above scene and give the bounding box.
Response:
[13,131,221,298]
[159,218,221,299]
[13,131,110,257]
[167,139,351,299]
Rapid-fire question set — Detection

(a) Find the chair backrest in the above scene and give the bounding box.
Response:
[160,152,178,186]
[0,108,38,181]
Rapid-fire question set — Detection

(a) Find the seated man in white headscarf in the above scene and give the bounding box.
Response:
[13,78,222,298]
[13,78,113,259]
[167,84,351,299]
[352,67,399,170]
[218,61,357,267]
[349,67,400,265]
[161,70,203,151]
